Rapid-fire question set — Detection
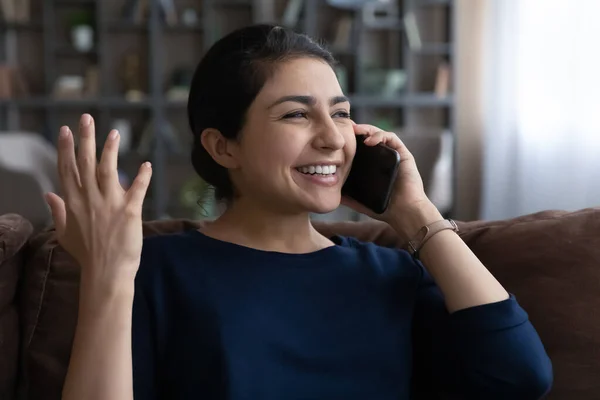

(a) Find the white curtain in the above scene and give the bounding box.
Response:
[480,0,600,220]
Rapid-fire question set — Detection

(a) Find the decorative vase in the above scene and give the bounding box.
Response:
[71,25,94,52]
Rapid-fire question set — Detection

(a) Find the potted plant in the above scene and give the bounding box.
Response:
[180,176,218,220]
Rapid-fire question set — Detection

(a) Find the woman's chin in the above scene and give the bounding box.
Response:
[303,197,342,215]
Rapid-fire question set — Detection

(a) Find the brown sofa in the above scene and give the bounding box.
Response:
[1,208,600,400]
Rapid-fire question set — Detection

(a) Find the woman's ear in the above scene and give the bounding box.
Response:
[200,128,241,169]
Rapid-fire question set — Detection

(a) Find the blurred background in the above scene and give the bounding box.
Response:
[0,0,598,228]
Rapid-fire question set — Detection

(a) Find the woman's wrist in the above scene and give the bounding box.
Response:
[388,200,444,242]
[79,266,136,310]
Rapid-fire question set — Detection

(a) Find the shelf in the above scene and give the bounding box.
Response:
[349,93,453,108]
[105,21,147,32]
[417,0,452,6]
[363,21,404,31]
[0,0,456,221]
[2,95,453,109]
[0,21,44,30]
[103,21,202,33]
[164,100,188,109]
[98,98,152,108]
[333,48,357,57]
[55,46,99,57]
[163,24,204,33]
[121,152,190,168]
[55,0,96,5]
[1,97,151,109]
[412,43,453,55]
[214,0,252,6]
[0,98,49,107]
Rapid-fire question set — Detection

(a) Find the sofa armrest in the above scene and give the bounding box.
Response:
[0,213,33,399]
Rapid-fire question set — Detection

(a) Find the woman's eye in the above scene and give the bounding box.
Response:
[333,111,351,119]
[283,110,350,119]
[283,111,307,119]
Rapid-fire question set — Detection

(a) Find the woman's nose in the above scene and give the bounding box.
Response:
[314,120,346,151]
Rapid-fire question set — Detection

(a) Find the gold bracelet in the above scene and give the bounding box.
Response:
[407,219,459,260]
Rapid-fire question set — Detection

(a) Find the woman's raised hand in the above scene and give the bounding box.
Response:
[45,114,152,289]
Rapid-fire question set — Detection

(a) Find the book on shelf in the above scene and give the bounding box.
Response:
[403,11,422,50]
[0,0,13,21]
[1,0,31,23]
[0,64,29,99]
[121,0,178,25]
[426,130,453,215]
[281,0,304,28]
[0,65,11,98]
[253,0,276,24]
[362,0,400,27]
[434,61,451,97]
[15,0,29,22]
[331,15,353,52]
[159,0,178,26]
[121,0,147,24]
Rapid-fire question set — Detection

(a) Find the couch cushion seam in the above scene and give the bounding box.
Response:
[0,239,29,262]
[25,244,54,347]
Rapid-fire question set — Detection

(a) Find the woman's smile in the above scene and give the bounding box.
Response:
[292,165,340,187]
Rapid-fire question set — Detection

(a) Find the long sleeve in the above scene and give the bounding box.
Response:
[131,243,160,400]
[410,265,553,400]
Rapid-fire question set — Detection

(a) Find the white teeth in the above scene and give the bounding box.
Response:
[296,164,337,176]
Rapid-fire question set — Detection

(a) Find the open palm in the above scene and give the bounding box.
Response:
[45,114,152,285]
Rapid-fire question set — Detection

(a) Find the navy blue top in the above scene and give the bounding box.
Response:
[132,230,553,400]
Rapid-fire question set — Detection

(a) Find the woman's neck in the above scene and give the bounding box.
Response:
[200,198,333,254]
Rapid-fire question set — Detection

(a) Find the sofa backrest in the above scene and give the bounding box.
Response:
[12,208,600,399]
[0,168,51,229]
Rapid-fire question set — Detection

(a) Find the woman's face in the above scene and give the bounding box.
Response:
[231,57,356,214]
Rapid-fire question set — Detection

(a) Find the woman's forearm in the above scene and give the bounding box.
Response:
[62,275,135,400]
[391,203,509,313]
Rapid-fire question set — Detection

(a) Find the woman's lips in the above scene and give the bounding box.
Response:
[292,168,340,187]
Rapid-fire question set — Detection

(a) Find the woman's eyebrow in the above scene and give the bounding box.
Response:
[268,95,350,109]
[330,95,350,106]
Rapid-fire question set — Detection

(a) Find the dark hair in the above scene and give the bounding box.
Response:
[188,24,336,202]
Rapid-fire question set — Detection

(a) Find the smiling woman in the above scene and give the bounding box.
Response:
[54,24,552,400]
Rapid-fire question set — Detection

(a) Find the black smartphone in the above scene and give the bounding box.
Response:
[341,134,401,214]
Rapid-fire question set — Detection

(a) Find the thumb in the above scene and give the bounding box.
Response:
[125,162,152,212]
[44,192,67,236]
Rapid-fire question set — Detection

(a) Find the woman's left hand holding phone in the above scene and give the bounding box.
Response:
[344,122,509,313]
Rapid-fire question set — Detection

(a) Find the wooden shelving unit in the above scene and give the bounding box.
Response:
[0,0,455,220]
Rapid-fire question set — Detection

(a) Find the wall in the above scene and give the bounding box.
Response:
[454,0,485,221]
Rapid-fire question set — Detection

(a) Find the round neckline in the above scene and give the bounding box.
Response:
[188,229,346,260]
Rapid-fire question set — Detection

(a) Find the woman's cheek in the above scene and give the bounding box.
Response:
[344,129,357,153]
